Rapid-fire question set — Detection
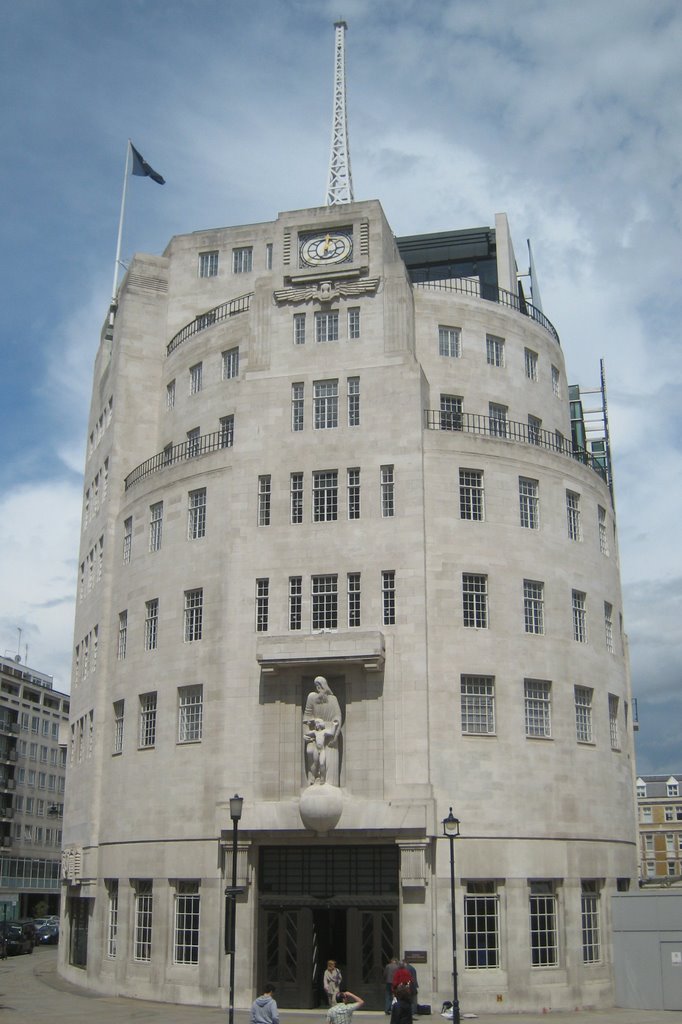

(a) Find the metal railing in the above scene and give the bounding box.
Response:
[414,278,560,345]
[124,429,234,491]
[167,292,253,356]
[425,409,608,482]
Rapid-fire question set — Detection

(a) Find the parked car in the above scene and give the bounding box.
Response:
[15,919,37,945]
[0,921,34,955]
[35,923,59,945]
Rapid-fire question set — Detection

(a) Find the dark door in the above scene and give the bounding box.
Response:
[259,906,315,1008]
[346,907,397,1010]
[68,896,89,968]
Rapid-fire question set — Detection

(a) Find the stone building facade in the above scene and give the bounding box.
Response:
[59,199,638,1012]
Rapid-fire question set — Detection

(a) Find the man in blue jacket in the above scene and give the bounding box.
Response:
[250,983,279,1024]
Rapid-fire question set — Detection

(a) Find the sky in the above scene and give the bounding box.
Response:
[1,0,680,774]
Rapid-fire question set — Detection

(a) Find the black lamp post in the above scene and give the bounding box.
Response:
[226,794,243,1024]
[442,808,461,1024]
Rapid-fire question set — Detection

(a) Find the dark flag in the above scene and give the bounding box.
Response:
[130,143,165,185]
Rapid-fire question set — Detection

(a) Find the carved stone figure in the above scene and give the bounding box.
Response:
[303,676,343,787]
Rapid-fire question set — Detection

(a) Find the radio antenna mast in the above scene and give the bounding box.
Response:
[326,20,354,205]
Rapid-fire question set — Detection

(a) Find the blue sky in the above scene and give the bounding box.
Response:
[1,0,680,774]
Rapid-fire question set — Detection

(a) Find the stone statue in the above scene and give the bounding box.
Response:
[303,676,342,787]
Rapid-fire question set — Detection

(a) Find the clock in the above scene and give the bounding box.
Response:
[299,230,353,268]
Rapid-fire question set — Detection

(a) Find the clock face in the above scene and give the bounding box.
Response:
[299,230,353,267]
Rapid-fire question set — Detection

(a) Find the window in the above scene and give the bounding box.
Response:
[187,427,200,458]
[519,477,539,530]
[525,679,551,738]
[572,590,587,643]
[106,881,118,958]
[382,570,396,625]
[188,489,207,540]
[166,379,176,409]
[523,580,544,634]
[574,686,593,742]
[581,881,601,964]
[609,694,620,749]
[529,881,558,966]
[566,491,582,541]
[598,506,609,556]
[347,572,361,627]
[525,348,538,381]
[315,310,339,342]
[189,362,203,395]
[604,602,614,653]
[486,334,504,367]
[222,347,239,380]
[438,325,461,358]
[117,611,127,660]
[459,470,484,521]
[144,599,159,651]
[258,475,272,526]
[265,243,273,269]
[464,881,500,968]
[347,376,360,426]
[133,881,153,961]
[551,364,560,397]
[256,578,269,632]
[528,415,542,445]
[232,246,253,273]
[641,805,652,823]
[173,881,200,964]
[440,394,463,431]
[139,692,157,748]
[312,575,338,630]
[348,307,360,340]
[461,676,495,735]
[293,313,306,345]
[290,472,304,524]
[314,380,338,428]
[313,470,338,522]
[184,589,203,642]
[178,685,203,743]
[149,502,163,552]
[199,251,218,278]
[292,382,304,431]
[219,415,234,448]
[668,781,680,798]
[113,700,124,754]
[347,468,360,520]
[462,574,488,628]
[123,517,132,564]
[381,465,395,518]
[489,403,508,437]
[289,576,302,630]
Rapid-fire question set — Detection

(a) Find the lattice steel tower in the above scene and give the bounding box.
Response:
[326,20,354,205]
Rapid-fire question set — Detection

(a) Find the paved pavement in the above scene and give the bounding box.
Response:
[0,947,675,1024]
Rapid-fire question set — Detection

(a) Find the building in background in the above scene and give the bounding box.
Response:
[0,654,68,919]
[636,774,682,883]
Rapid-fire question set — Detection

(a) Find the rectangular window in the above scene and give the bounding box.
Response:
[519,478,539,530]
[581,881,601,964]
[312,574,338,630]
[166,379,176,409]
[149,502,163,552]
[438,325,461,357]
[348,307,360,340]
[144,599,159,651]
[184,589,203,642]
[525,679,551,738]
[187,427,200,458]
[604,602,614,653]
[178,685,203,743]
[290,472,304,524]
[382,570,396,625]
[609,694,620,749]
[566,491,582,541]
[315,311,339,343]
[572,590,587,643]
[113,700,124,754]
[265,243,273,269]
[222,347,239,379]
[123,517,132,564]
[133,881,153,961]
[188,489,207,540]
[528,415,542,445]
[232,246,253,273]
[460,469,484,521]
[139,691,157,748]
[524,580,545,635]
[347,572,361,627]
[440,394,463,431]
[489,403,508,438]
[199,251,218,278]
[462,574,488,628]
[461,676,495,735]
[258,475,272,527]
[464,881,500,968]
[575,686,593,743]
[256,578,269,632]
[525,348,539,381]
[174,881,200,965]
[189,362,203,395]
[551,364,560,397]
[313,470,338,522]
[314,380,338,429]
[293,313,306,345]
[598,506,609,556]
[381,465,395,518]
[219,415,234,448]
[117,611,127,660]
[106,880,118,958]
[486,334,505,367]
[289,576,302,631]
[292,382,304,431]
[529,881,558,966]
[347,468,360,520]
[347,376,360,426]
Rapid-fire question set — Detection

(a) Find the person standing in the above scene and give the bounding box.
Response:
[390,983,413,1024]
[250,984,279,1024]
[383,957,399,1013]
[324,959,343,1006]
[404,959,419,1017]
[327,989,365,1024]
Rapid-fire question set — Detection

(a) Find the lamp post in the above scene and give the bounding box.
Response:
[226,794,243,1024]
[442,808,461,1024]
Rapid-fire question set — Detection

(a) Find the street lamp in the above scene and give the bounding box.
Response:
[225,794,243,1024]
[442,808,461,1024]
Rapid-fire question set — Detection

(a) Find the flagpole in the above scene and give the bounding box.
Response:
[111,140,132,313]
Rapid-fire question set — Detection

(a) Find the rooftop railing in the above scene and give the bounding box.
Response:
[124,428,234,491]
[167,292,253,356]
